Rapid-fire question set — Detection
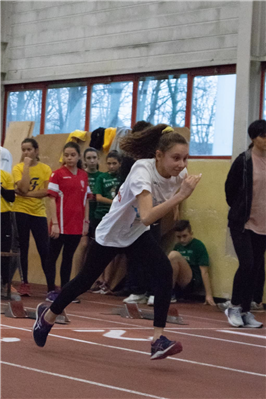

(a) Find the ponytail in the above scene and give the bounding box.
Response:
[119,124,188,159]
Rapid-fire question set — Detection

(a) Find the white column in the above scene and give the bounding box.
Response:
[232,1,253,158]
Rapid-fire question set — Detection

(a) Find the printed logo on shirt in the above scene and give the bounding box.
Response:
[29,177,39,191]
[81,180,85,188]
[63,176,72,179]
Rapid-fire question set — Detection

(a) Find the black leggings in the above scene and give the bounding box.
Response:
[230,228,266,312]
[45,234,81,292]
[15,212,49,284]
[1,212,12,285]
[50,231,173,328]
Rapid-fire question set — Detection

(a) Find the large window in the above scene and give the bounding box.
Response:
[6,67,256,157]
[137,75,187,126]
[90,82,133,132]
[45,85,87,134]
[263,73,266,120]
[6,90,42,136]
[190,74,236,156]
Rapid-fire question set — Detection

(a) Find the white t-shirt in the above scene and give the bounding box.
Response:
[0,147,13,174]
[96,158,187,247]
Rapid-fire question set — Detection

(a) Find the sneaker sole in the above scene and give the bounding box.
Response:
[151,342,183,360]
[243,323,263,328]
[225,309,244,327]
[123,299,147,304]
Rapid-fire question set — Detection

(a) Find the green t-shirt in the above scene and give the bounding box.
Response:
[173,238,209,285]
[94,172,121,220]
[87,170,103,222]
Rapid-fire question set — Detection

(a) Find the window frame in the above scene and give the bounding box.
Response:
[1,64,243,159]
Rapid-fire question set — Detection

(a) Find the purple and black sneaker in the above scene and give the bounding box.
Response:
[33,303,53,347]
[151,335,183,360]
[46,290,60,303]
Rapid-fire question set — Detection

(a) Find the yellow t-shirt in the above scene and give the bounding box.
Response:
[12,162,52,217]
[1,170,14,213]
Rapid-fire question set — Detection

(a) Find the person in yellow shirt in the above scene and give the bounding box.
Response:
[12,138,52,296]
[1,169,15,293]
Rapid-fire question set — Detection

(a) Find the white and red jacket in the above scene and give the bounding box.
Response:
[47,166,91,235]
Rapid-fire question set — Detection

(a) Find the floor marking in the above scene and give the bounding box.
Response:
[1,361,169,399]
[166,330,266,349]
[1,338,20,342]
[217,330,266,339]
[73,329,105,332]
[103,330,150,341]
[1,324,265,377]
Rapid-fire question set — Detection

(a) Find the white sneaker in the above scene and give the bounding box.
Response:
[250,301,264,312]
[225,307,244,327]
[123,294,147,304]
[147,295,154,306]
[242,312,263,328]
[217,300,231,312]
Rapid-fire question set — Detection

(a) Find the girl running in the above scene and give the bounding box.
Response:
[12,138,52,296]
[33,124,201,360]
[45,142,90,302]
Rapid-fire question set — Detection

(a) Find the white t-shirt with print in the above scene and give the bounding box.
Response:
[96,158,187,247]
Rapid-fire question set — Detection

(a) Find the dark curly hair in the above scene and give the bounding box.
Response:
[119,124,188,159]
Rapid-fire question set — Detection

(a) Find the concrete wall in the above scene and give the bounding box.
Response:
[3,1,239,83]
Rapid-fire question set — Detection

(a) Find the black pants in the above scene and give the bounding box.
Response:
[50,231,173,328]
[124,222,161,295]
[230,228,266,312]
[15,212,49,284]
[1,212,12,285]
[46,234,81,292]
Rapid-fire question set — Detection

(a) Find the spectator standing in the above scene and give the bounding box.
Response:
[0,147,15,287]
[12,138,52,296]
[224,119,266,328]
[45,142,90,302]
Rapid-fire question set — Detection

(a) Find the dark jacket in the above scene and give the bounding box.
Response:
[225,149,253,231]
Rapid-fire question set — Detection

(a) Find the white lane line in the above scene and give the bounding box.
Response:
[217,330,266,339]
[73,330,105,332]
[1,324,265,377]
[1,361,169,399]
[166,330,266,349]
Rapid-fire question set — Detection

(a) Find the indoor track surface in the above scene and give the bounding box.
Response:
[1,287,266,399]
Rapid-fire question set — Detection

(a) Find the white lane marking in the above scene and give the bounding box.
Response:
[1,361,169,399]
[1,338,20,342]
[74,329,105,332]
[217,330,266,339]
[1,324,265,377]
[166,330,266,349]
[103,330,149,341]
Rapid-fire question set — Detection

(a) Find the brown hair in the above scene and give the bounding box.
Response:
[119,123,188,159]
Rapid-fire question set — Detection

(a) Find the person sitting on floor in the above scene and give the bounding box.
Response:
[168,219,216,306]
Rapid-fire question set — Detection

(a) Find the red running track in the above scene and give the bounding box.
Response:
[1,289,266,399]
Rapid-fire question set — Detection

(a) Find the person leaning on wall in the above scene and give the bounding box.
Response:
[0,147,15,294]
[224,119,266,328]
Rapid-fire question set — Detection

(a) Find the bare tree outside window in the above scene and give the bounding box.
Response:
[137,75,187,126]
[6,90,42,136]
[190,76,217,155]
[263,75,266,120]
[90,82,133,131]
[45,86,87,134]
[191,74,236,155]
